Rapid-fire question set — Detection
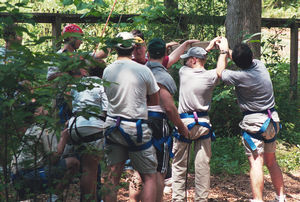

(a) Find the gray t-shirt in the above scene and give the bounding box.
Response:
[103,59,159,120]
[12,125,58,173]
[178,66,219,114]
[221,59,275,112]
[146,61,177,95]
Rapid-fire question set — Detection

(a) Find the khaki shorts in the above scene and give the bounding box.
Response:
[104,117,158,174]
[181,117,210,140]
[242,122,280,156]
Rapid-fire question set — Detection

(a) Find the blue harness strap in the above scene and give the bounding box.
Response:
[105,116,153,152]
[148,111,174,158]
[242,108,280,151]
[176,111,216,142]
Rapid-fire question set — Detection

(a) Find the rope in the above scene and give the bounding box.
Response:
[94,0,118,52]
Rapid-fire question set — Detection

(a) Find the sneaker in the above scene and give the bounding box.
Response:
[271,195,286,202]
[47,194,59,202]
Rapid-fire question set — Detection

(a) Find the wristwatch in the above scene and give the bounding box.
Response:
[220,50,229,54]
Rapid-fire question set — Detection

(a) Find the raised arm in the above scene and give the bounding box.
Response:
[167,39,200,68]
[216,37,229,77]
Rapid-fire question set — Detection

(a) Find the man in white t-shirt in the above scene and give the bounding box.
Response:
[172,37,227,202]
[102,32,160,202]
[220,43,285,202]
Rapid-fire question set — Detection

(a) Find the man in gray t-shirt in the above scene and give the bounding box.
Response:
[172,37,228,202]
[102,32,160,202]
[220,43,285,202]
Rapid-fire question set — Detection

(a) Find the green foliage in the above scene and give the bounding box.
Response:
[210,136,248,175]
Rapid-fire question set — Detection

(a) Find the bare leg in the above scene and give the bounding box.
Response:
[55,157,80,196]
[128,170,142,202]
[103,161,125,202]
[156,172,167,202]
[264,152,284,196]
[80,154,100,201]
[248,153,264,200]
[140,173,157,202]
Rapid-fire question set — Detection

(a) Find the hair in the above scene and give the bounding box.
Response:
[232,43,253,69]
[88,66,105,78]
[148,50,165,59]
[115,47,134,57]
[131,30,144,40]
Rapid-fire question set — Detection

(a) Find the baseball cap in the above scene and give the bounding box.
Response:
[180,47,207,59]
[115,32,135,49]
[148,38,166,57]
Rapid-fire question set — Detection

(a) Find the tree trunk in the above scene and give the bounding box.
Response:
[225,0,261,59]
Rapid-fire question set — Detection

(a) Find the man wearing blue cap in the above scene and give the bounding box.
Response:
[172,37,228,202]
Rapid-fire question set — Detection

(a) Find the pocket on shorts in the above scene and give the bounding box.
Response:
[262,122,280,140]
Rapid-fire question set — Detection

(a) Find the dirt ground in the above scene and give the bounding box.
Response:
[61,170,300,201]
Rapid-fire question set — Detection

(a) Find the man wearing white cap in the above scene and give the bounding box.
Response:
[172,37,229,202]
[102,32,160,202]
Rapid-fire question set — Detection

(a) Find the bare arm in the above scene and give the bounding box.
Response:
[216,37,229,77]
[159,84,189,137]
[56,128,69,155]
[167,39,200,68]
[147,91,160,106]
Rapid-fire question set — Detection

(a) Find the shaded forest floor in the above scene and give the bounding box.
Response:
[60,170,300,201]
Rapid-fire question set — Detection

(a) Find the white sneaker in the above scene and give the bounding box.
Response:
[271,195,286,202]
[47,194,58,202]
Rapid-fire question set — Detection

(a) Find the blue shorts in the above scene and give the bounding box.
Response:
[12,159,67,199]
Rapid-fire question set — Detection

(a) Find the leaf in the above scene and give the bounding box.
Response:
[62,0,73,6]
[94,0,107,7]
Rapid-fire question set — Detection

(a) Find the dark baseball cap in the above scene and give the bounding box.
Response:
[148,38,166,56]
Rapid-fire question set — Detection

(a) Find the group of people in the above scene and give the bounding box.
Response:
[3,23,286,202]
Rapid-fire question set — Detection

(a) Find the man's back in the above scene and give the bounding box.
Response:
[178,66,219,113]
[103,59,159,119]
[222,59,275,112]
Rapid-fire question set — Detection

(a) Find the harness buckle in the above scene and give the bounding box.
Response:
[267,109,272,118]
[116,116,121,127]
[193,111,198,123]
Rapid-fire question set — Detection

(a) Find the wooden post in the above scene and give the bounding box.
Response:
[290,25,298,100]
[52,16,61,51]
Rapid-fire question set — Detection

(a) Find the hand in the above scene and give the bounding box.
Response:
[61,128,70,140]
[178,125,189,138]
[216,37,229,52]
[166,41,179,48]
[206,36,222,52]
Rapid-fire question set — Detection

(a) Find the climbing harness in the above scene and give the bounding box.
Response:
[104,116,153,152]
[174,111,216,143]
[241,107,281,151]
[148,111,174,158]
[69,115,105,144]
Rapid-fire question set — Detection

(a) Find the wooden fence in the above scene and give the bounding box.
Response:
[0,12,299,99]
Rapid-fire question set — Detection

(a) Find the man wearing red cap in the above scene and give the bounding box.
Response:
[47,24,83,81]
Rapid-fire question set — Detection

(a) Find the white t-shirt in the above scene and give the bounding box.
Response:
[103,59,159,120]
[68,76,108,129]
[12,125,58,173]
[178,66,219,114]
